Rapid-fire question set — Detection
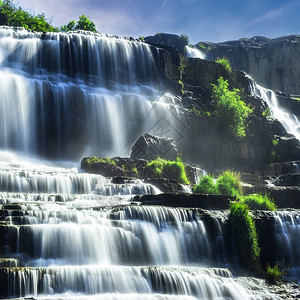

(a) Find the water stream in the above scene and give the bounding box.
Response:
[0,26,298,298]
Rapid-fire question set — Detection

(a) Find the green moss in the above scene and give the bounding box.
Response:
[230,202,260,271]
[85,156,116,166]
[131,166,138,177]
[215,57,231,74]
[240,193,277,211]
[146,157,190,184]
[197,43,207,50]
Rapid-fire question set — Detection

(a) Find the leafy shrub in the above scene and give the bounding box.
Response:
[211,77,253,138]
[241,193,277,211]
[60,15,97,33]
[215,57,231,73]
[0,0,58,32]
[216,171,241,197]
[193,175,217,194]
[85,156,116,166]
[266,263,285,284]
[147,157,190,185]
[262,107,271,118]
[230,202,260,271]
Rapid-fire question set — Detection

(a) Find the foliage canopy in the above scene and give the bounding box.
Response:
[0,0,98,33]
[0,0,58,32]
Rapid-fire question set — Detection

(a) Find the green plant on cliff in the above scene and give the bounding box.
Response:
[216,171,242,197]
[193,171,241,196]
[215,57,231,74]
[0,0,58,32]
[262,107,271,118]
[211,77,253,138]
[240,193,277,211]
[266,263,286,284]
[147,157,190,185]
[230,202,260,271]
[193,174,217,194]
[85,156,116,166]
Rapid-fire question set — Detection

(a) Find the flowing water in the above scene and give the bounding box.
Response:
[274,211,300,282]
[185,46,205,59]
[0,26,291,298]
[0,26,183,160]
[254,84,300,141]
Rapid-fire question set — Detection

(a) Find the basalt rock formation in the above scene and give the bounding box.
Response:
[198,35,300,95]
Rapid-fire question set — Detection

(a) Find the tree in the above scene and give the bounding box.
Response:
[60,20,75,32]
[0,0,58,32]
[75,15,97,32]
[60,15,98,33]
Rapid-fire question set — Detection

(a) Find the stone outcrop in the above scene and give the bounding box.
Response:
[131,133,179,161]
[145,33,188,54]
[199,35,300,95]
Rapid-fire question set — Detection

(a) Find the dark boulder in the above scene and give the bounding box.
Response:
[131,133,179,161]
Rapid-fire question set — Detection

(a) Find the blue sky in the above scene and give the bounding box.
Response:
[16,0,300,43]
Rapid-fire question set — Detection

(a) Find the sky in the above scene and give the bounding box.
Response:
[15,0,300,44]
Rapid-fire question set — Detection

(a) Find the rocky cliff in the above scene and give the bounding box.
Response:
[199,35,300,95]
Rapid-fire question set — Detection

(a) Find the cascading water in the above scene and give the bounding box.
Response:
[185,46,205,59]
[0,26,182,160]
[254,84,300,141]
[0,27,284,299]
[274,210,300,282]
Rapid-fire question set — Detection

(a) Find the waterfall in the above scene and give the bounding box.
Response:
[0,26,182,160]
[0,161,280,299]
[185,46,205,59]
[254,84,300,141]
[274,210,300,281]
[0,27,285,299]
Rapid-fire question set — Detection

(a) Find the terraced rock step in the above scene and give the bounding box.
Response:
[0,266,280,299]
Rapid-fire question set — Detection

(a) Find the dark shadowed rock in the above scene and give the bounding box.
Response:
[131,133,179,161]
[145,33,188,54]
[133,193,234,210]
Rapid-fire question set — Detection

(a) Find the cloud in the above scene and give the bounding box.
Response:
[246,1,299,28]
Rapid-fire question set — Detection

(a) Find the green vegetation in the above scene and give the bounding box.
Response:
[177,60,185,94]
[272,139,278,147]
[197,42,207,50]
[211,77,253,138]
[193,171,241,196]
[216,171,241,197]
[230,202,260,270]
[266,263,285,284]
[60,15,97,33]
[85,156,116,166]
[147,157,190,185]
[0,0,58,32]
[0,0,98,33]
[262,107,271,118]
[193,174,217,194]
[131,166,138,177]
[241,193,277,211]
[190,106,211,117]
[180,34,189,46]
[215,57,231,74]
